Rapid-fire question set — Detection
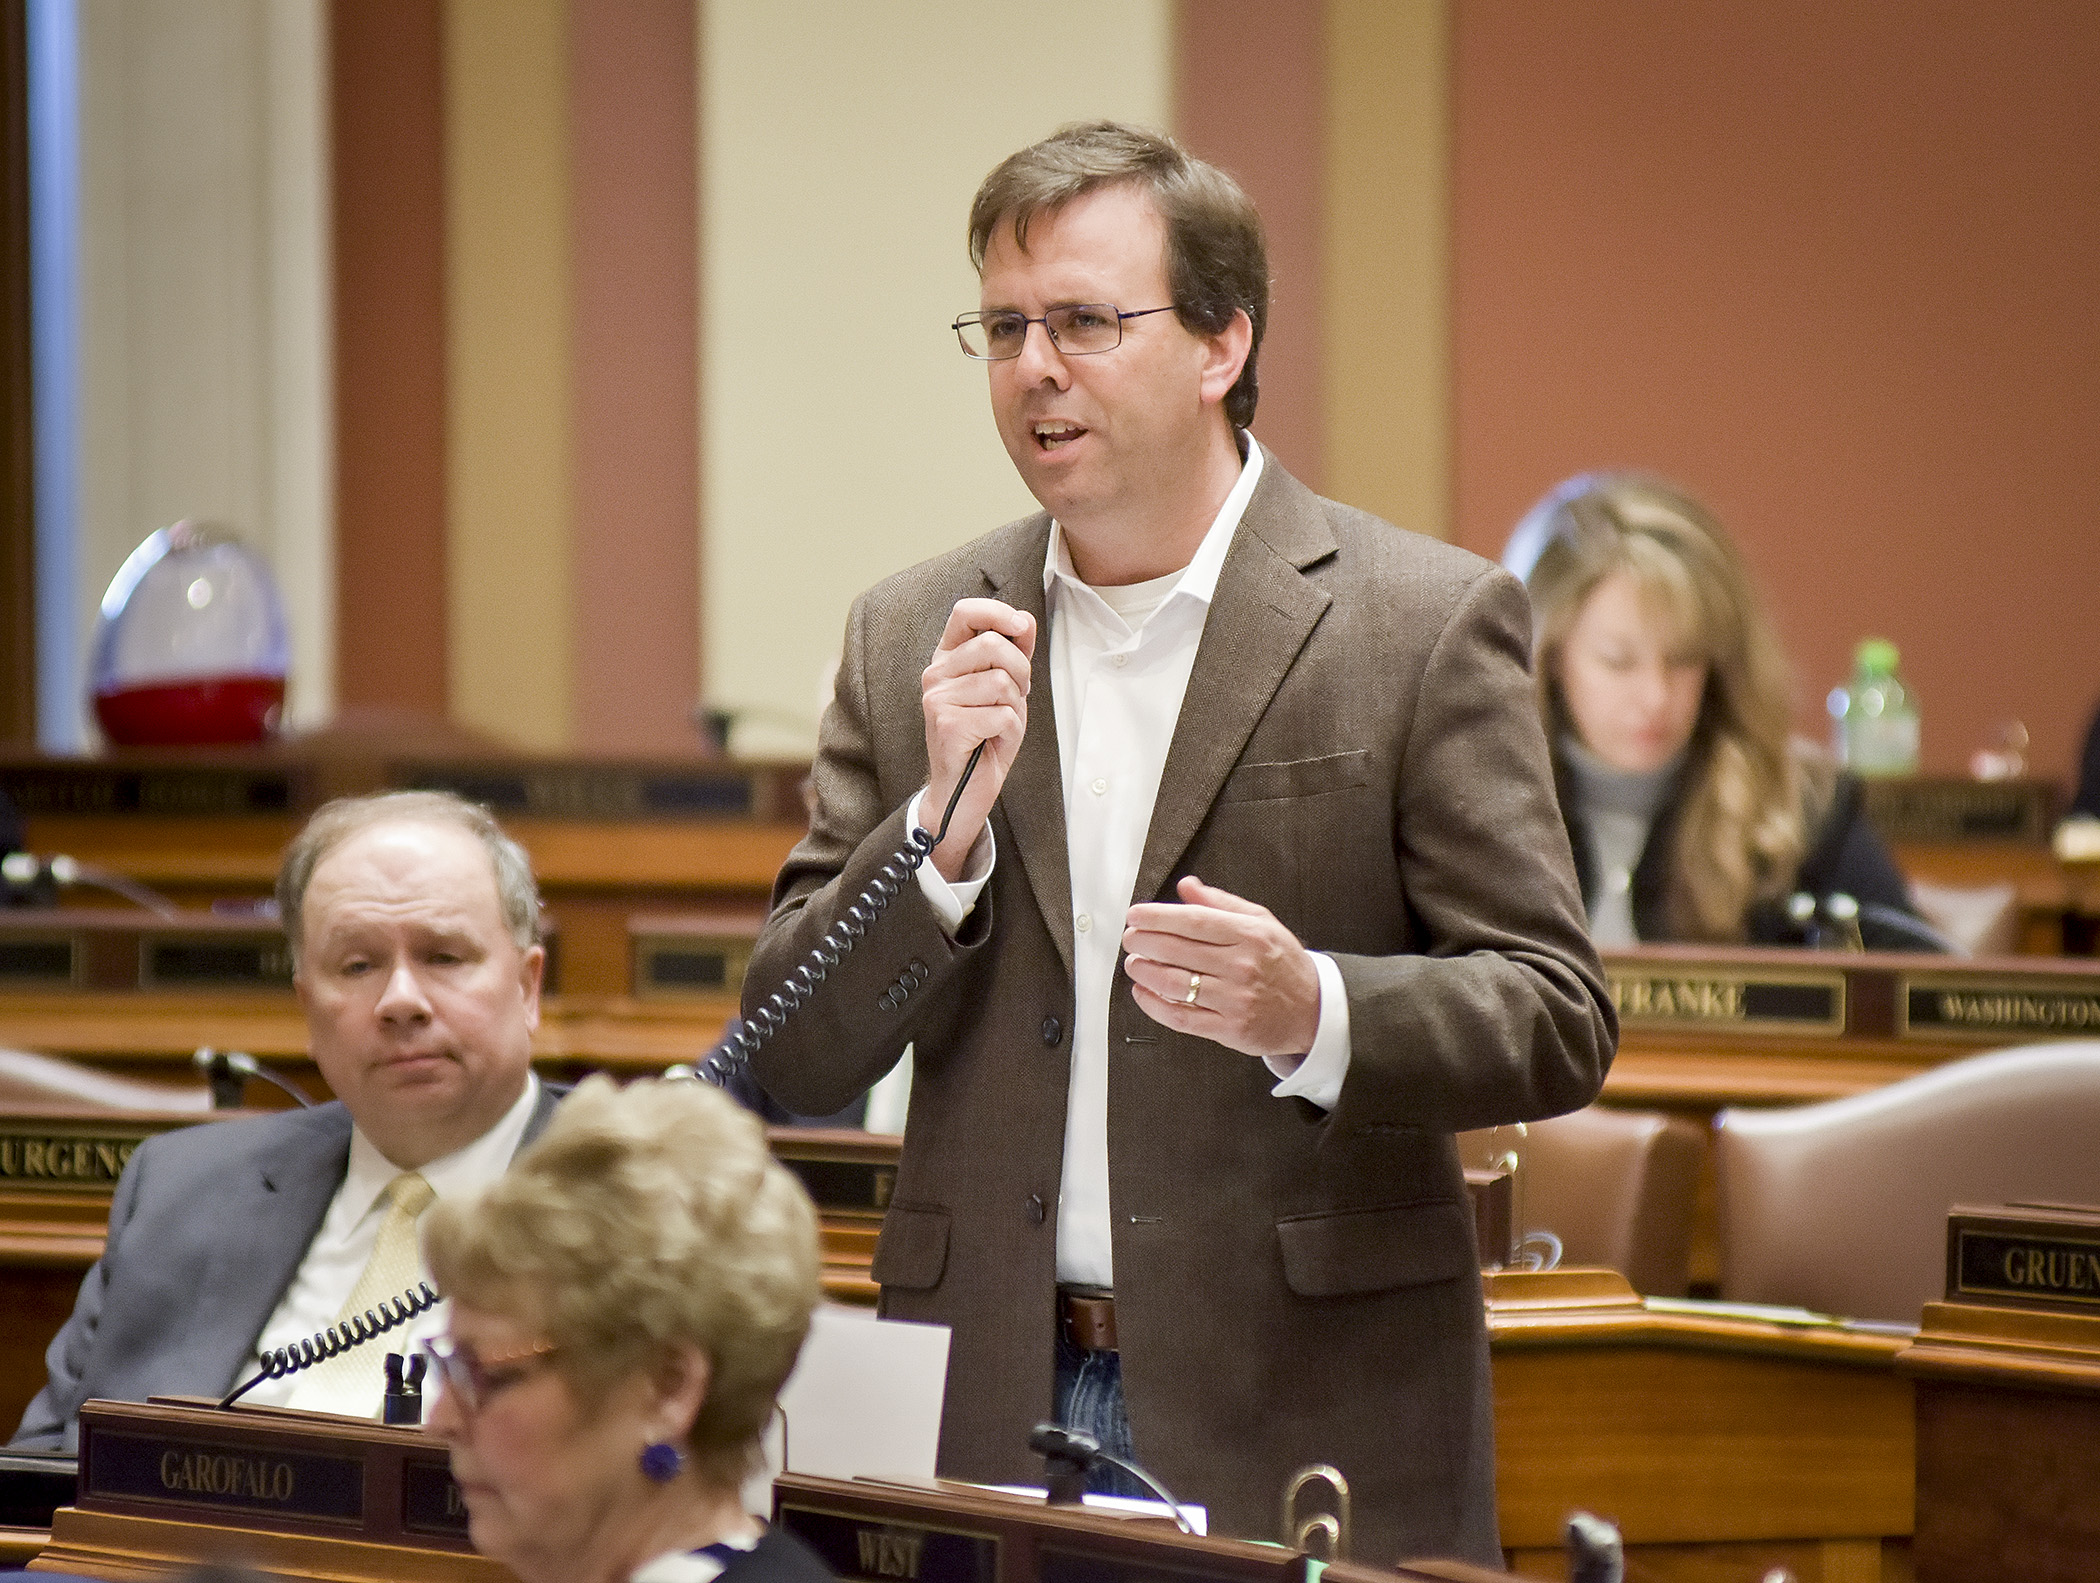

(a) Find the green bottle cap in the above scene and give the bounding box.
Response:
[1855,638,1899,676]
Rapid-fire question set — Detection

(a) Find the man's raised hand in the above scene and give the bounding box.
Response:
[922,598,1036,881]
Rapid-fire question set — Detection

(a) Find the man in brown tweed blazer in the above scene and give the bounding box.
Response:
[745,122,1613,1566]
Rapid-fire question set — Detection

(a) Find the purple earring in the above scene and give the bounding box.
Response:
[640,1441,686,1483]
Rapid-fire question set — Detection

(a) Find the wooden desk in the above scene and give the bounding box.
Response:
[1899,1298,2100,1582]
[6,749,812,998]
[1487,1269,1913,1582]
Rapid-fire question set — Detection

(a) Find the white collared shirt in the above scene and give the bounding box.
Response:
[913,438,1353,1289]
[236,1073,542,1415]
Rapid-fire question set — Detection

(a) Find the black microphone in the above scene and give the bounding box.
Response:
[0,851,179,916]
[193,1047,315,1110]
[1026,1422,1194,1534]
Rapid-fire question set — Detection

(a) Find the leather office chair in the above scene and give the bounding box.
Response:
[1716,1040,2100,1323]
[0,1046,214,1111]
[1462,1106,1707,1296]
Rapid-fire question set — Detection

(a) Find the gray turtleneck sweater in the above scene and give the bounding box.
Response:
[1560,735,1684,946]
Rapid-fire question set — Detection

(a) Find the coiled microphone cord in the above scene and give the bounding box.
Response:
[693,742,986,1087]
[219,1282,441,1407]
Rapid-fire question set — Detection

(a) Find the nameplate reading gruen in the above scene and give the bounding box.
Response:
[84,1430,364,1524]
[0,1125,145,1190]
[774,1504,999,1583]
[1947,1207,2100,1314]
[1902,973,2100,1041]
[1606,965,1846,1034]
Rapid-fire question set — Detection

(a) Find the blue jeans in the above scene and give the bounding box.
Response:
[1051,1334,1149,1500]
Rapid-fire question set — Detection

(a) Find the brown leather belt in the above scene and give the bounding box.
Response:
[1059,1290,1118,1353]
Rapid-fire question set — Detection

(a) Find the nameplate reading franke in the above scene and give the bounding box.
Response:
[1607,966,1846,1034]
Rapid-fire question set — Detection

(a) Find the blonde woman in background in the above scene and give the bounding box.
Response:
[420,1076,832,1583]
[1506,473,1934,950]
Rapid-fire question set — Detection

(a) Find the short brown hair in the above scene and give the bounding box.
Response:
[276,790,542,965]
[968,121,1268,429]
[423,1075,821,1485]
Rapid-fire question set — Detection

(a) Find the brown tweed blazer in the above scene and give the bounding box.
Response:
[746,458,1614,1565]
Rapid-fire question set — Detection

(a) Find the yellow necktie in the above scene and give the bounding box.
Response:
[308,1171,436,1414]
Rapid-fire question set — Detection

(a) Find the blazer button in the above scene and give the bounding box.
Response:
[1040,1017,1062,1046]
[1026,1194,1046,1226]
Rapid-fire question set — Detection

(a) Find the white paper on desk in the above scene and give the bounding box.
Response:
[742,1306,951,1513]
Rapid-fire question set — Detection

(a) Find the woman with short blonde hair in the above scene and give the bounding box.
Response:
[422,1075,829,1583]
[1509,473,1923,946]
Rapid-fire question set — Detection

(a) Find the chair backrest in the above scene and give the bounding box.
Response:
[0,1047,214,1111]
[1716,1040,2100,1323]
[1464,1106,1706,1296]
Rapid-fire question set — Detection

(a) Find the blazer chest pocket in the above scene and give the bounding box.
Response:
[1218,750,1369,804]
[870,1202,950,1291]
[1274,1198,1475,1298]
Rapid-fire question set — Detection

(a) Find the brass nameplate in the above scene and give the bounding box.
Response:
[0,934,78,984]
[776,1502,1000,1583]
[141,933,294,989]
[84,1428,364,1525]
[636,936,756,997]
[1861,776,2055,844]
[0,765,298,816]
[0,1123,146,1190]
[784,1158,897,1215]
[1900,974,2100,1041]
[399,762,757,820]
[1608,965,1846,1034]
[1948,1207,2100,1313]
[400,1452,474,1538]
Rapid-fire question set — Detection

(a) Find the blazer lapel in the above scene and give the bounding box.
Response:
[199,1106,353,1389]
[1132,465,1336,906]
[979,516,1075,978]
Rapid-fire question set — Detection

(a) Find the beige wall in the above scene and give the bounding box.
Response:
[444,0,574,750]
[699,0,1172,759]
[1324,0,1448,540]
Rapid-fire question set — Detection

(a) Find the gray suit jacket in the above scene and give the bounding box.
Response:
[746,459,1615,1564]
[10,1084,562,1452]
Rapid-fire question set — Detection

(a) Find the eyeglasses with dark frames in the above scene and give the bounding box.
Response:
[953,304,1179,361]
[418,1335,559,1412]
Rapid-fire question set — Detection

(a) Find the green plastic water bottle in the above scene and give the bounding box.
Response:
[1827,638,1919,775]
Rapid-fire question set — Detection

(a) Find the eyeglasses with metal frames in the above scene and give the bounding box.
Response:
[417,1335,559,1412]
[952,303,1179,361]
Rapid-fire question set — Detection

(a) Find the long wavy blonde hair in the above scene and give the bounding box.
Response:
[1517,474,1815,941]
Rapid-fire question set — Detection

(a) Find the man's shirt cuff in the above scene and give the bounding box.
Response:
[907,788,995,937]
[1265,952,1351,1110]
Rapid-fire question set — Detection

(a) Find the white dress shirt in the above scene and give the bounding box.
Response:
[237,1073,542,1415]
[912,438,1353,1289]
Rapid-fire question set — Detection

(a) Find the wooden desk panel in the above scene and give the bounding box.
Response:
[1488,1271,1912,1582]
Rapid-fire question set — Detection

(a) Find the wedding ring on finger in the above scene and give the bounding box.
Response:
[1183,972,1203,1006]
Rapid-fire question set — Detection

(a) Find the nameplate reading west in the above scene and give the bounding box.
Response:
[776,1503,999,1583]
[1606,963,1846,1034]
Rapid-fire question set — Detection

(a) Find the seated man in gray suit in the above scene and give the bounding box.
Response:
[11,790,559,1450]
